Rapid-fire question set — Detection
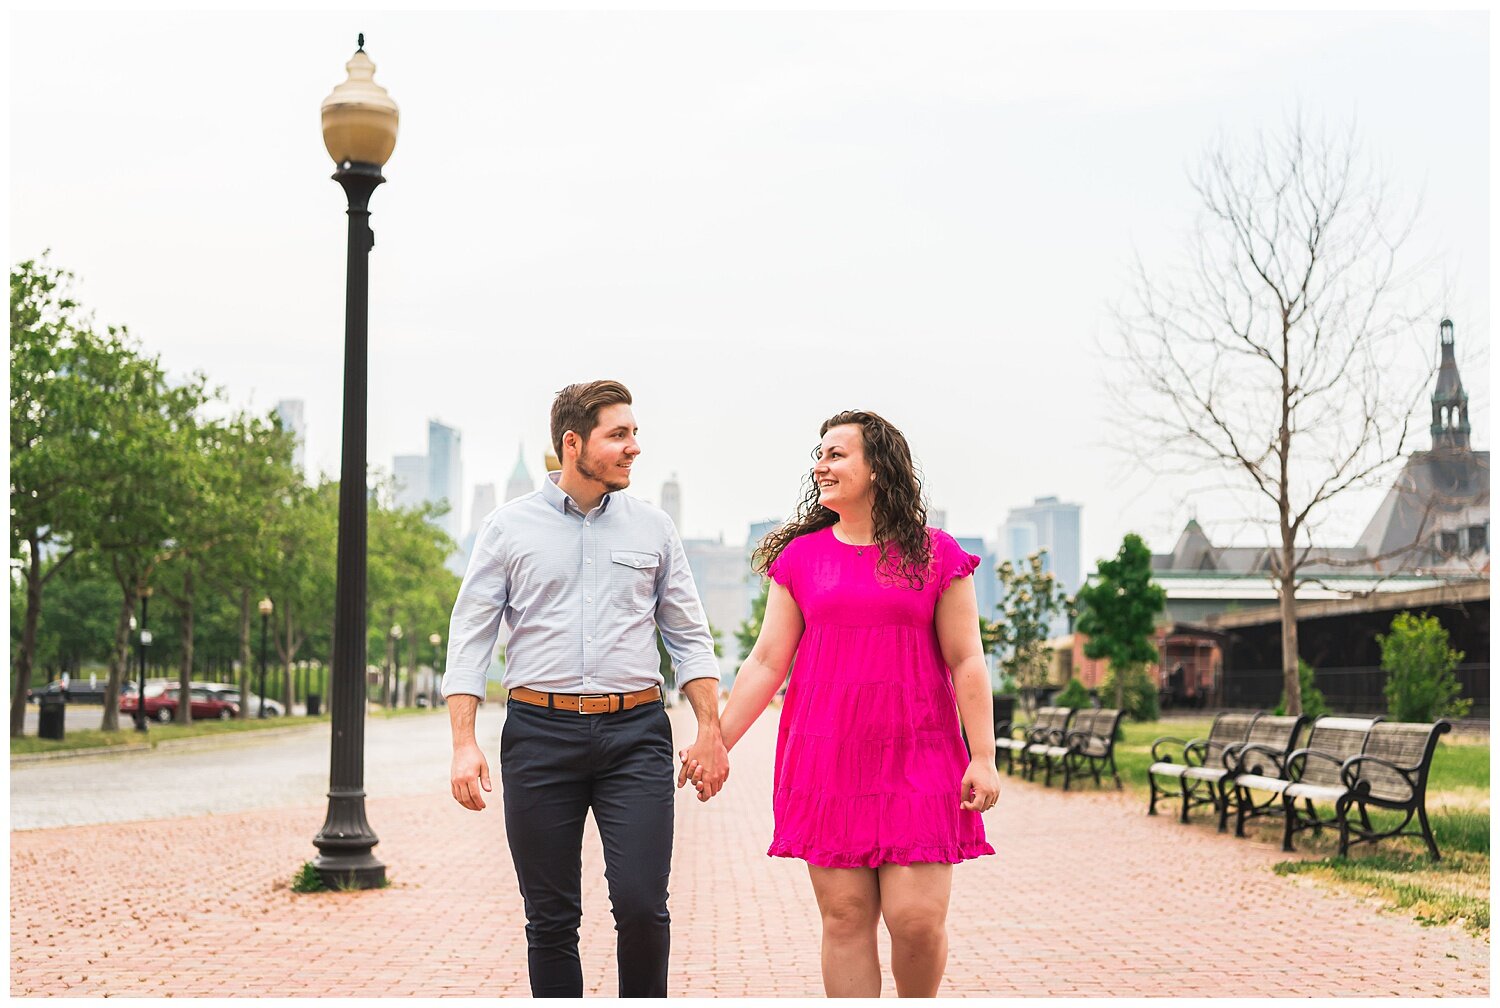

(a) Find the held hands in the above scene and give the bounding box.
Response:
[451,742,492,811]
[676,733,730,802]
[960,756,1001,813]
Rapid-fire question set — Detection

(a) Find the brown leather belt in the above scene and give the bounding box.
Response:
[508,685,662,715]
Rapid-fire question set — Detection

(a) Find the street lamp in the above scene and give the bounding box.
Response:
[257,597,273,718]
[429,632,442,705]
[390,623,403,709]
[313,34,398,890]
[135,587,153,732]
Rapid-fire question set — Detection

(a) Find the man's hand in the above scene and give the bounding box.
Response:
[676,731,729,802]
[451,741,492,811]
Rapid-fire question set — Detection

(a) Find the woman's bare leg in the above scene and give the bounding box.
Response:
[807,865,882,997]
[876,862,952,997]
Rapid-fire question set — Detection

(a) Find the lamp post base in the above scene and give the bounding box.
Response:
[311,788,386,889]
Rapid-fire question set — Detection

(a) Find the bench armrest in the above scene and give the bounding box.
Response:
[1149,735,1190,762]
[1284,747,1345,783]
[1339,753,1420,792]
[1228,742,1287,777]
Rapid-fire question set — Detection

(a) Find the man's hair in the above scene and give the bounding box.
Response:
[550,380,634,460]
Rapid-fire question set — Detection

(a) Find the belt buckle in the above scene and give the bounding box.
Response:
[576,694,607,714]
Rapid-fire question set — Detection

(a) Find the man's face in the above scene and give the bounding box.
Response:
[573,403,640,492]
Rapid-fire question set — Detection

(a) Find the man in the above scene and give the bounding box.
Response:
[444,379,728,998]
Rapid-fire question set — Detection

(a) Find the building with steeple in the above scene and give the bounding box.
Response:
[504,443,535,502]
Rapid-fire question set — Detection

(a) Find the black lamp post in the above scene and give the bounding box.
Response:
[429,632,442,705]
[312,34,398,890]
[390,623,403,709]
[134,587,153,732]
[257,597,273,718]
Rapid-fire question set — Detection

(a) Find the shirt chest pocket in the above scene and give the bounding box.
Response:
[608,550,660,611]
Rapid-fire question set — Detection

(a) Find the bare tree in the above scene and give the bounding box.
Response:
[1111,117,1433,715]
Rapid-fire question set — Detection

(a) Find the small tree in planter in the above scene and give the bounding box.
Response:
[1074,533,1166,719]
[991,550,1073,716]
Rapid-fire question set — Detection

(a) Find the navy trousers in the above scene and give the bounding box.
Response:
[500,698,675,997]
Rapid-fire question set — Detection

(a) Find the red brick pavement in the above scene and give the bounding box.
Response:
[10,706,1490,997]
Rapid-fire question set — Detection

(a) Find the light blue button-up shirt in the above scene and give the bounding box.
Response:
[442,472,719,698]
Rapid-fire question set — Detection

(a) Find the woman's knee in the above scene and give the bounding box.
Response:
[818,893,880,940]
[883,904,947,947]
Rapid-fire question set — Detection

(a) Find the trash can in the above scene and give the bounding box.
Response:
[38,694,66,740]
[992,694,1016,732]
[305,694,321,717]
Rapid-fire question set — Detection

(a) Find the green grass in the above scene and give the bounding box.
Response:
[1275,849,1490,937]
[10,713,331,755]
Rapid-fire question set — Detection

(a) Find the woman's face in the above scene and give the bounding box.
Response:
[813,423,875,515]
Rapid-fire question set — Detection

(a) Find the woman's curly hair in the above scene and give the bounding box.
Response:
[753,410,932,589]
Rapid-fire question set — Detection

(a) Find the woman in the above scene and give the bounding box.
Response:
[683,409,1000,997]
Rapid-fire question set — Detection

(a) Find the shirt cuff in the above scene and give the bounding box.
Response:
[440,669,489,700]
[673,652,721,688]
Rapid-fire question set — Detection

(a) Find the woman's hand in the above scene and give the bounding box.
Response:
[959,756,1001,813]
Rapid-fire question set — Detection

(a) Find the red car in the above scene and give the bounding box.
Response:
[120,686,239,723]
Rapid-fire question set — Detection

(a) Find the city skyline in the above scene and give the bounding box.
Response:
[10,11,1487,569]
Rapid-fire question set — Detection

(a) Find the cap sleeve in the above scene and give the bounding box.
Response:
[933,529,981,595]
[765,534,798,588]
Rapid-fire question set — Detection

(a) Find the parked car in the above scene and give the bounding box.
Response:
[28,679,113,705]
[196,683,284,717]
[120,685,239,722]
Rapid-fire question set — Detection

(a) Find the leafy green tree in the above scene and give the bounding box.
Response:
[1074,533,1166,714]
[1379,612,1470,722]
[992,550,1073,711]
[1274,660,1328,719]
[1098,665,1159,722]
[10,257,118,734]
[735,578,770,661]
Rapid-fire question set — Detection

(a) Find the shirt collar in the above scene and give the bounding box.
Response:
[542,471,614,517]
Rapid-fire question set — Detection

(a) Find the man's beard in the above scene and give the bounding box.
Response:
[577,448,631,491]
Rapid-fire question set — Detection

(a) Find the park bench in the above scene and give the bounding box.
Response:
[1191,712,1307,835]
[994,706,1072,778]
[1147,710,1262,826]
[1051,707,1125,791]
[1231,715,1380,851]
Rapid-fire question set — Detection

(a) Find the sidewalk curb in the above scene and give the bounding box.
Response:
[11,722,326,767]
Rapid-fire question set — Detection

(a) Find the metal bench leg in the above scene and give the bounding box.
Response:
[1305,799,1321,836]
[1216,779,1232,833]
[1336,795,1354,858]
[1417,804,1441,862]
[1109,752,1121,790]
[1179,779,1193,823]
[1147,772,1160,815]
[1234,786,1251,837]
[1281,793,1298,852]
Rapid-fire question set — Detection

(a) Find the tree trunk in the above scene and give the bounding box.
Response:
[1114,665,1125,711]
[1278,565,1300,715]
[237,589,252,720]
[101,590,134,733]
[177,564,195,725]
[281,608,295,712]
[11,538,45,738]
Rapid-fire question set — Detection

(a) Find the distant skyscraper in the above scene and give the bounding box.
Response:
[392,454,428,510]
[682,534,752,683]
[273,399,307,479]
[427,419,463,542]
[504,443,534,502]
[469,484,497,531]
[661,474,682,530]
[929,507,948,530]
[1001,495,1082,635]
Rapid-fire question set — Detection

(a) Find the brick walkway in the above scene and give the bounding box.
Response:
[10,706,1490,997]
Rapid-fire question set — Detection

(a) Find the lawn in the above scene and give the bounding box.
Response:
[1002,713,1491,936]
[11,713,332,756]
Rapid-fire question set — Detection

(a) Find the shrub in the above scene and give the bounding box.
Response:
[1274,660,1329,718]
[1379,612,1471,722]
[291,862,326,893]
[1098,664,1158,722]
[1054,677,1092,709]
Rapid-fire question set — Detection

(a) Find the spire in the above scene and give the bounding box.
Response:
[1430,318,1471,452]
[509,441,530,481]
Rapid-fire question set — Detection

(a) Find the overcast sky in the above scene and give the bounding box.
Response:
[10,9,1489,567]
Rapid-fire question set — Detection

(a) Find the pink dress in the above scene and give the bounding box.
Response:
[764,526,995,868]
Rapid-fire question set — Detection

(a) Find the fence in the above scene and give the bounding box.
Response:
[1222,663,1488,718]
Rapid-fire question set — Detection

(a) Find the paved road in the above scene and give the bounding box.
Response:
[9,702,1490,997]
[10,706,496,831]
